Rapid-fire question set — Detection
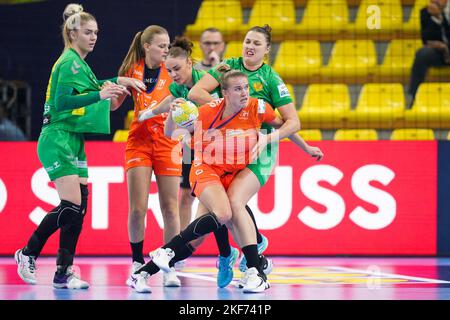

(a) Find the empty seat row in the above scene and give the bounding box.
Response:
[298,83,450,129]
[190,39,450,84]
[185,0,429,41]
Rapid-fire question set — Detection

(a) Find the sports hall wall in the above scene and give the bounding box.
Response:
[1,0,450,256]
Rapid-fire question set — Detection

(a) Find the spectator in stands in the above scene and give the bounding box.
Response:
[193,28,225,71]
[0,102,26,141]
[408,0,450,102]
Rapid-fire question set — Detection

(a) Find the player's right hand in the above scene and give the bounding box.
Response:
[100,84,130,100]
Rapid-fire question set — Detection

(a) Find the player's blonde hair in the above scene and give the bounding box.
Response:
[218,68,247,90]
[119,25,168,76]
[61,3,96,49]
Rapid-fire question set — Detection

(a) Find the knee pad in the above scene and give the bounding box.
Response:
[57,200,84,228]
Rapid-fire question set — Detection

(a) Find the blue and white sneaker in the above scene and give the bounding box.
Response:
[216,247,239,288]
[52,266,89,289]
[239,234,268,272]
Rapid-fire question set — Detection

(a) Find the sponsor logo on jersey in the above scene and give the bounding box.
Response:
[157,79,167,90]
[277,83,290,98]
[253,82,263,92]
[71,60,81,75]
[239,110,250,120]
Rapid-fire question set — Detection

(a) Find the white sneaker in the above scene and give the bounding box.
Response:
[174,259,186,271]
[151,248,175,273]
[163,268,181,287]
[260,255,273,276]
[242,267,270,293]
[52,266,89,289]
[238,256,273,288]
[15,249,36,285]
[126,262,143,287]
[127,270,152,293]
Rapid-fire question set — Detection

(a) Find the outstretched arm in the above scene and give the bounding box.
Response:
[188,73,220,105]
[138,95,175,122]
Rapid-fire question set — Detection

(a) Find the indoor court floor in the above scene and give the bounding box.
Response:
[1,256,450,300]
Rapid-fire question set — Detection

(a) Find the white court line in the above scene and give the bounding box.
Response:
[329,266,450,284]
[175,271,240,287]
[176,266,450,286]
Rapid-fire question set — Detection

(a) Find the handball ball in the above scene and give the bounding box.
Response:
[172,100,199,128]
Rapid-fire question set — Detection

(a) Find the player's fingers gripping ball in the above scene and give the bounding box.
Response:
[172,100,199,128]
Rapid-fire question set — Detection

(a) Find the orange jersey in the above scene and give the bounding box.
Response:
[124,60,182,175]
[192,97,276,174]
[126,59,171,138]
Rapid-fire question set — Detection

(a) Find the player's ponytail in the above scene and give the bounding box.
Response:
[119,25,168,76]
[119,31,144,76]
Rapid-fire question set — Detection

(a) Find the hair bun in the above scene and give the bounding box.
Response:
[262,24,272,34]
[63,3,84,21]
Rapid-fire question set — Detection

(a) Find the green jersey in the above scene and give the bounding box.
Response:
[42,48,111,134]
[169,67,221,104]
[209,57,293,131]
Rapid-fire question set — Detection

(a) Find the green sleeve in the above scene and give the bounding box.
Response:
[55,59,101,111]
[169,82,181,98]
[98,77,118,86]
[267,71,293,107]
[55,84,101,111]
[208,58,235,83]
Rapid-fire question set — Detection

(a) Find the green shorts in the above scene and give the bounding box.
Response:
[37,129,88,181]
[247,141,279,186]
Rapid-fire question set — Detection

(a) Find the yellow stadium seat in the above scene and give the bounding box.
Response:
[185,0,243,38]
[295,0,349,37]
[191,41,204,63]
[273,41,322,83]
[224,41,243,59]
[334,129,378,140]
[298,84,350,129]
[350,0,403,37]
[349,83,405,129]
[390,128,434,140]
[113,130,129,142]
[321,40,377,82]
[298,129,322,141]
[428,66,450,81]
[242,0,296,39]
[405,83,450,128]
[402,0,428,34]
[376,39,422,81]
[125,110,134,129]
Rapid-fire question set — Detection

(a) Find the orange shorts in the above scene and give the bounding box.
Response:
[125,128,182,175]
[189,162,237,197]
